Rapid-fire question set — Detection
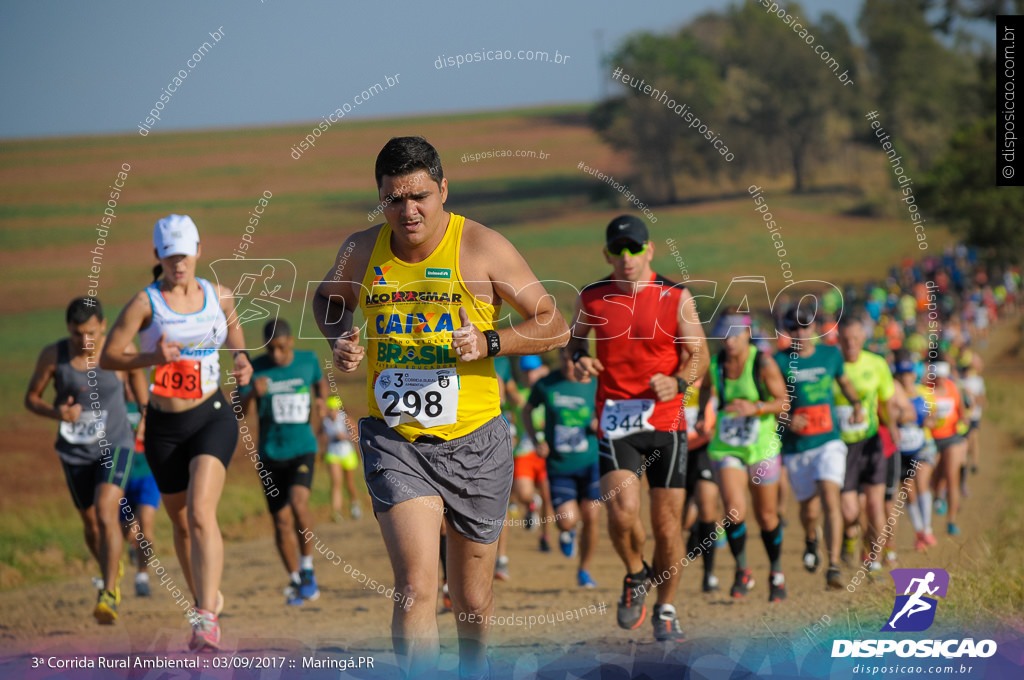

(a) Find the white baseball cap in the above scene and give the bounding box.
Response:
[153,214,200,258]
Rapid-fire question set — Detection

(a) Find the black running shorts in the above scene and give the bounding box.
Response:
[259,453,316,514]
[598,430,688,489]
[144,390,237,495]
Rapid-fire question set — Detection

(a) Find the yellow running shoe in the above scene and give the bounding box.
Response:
[94,589,118,624]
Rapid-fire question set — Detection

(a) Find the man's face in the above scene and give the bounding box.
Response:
[67,316,106,353]
[838,322,865,360]
[604,239,653,283]
[379,170,448,248]
[897,372,916,391]
[789,322,817,345]
[267,335,294,366]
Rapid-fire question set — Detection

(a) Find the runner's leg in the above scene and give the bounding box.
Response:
[291,485,314,562]
[328,462,343,515]
[377,496,445,677]
[448,525,500,679]
[162,491,197,600]
[649,487,686,606]
[94,482,126,593]
[579,500,601,575]
[601,470,645,573]
[273,504,300,575]
[187,454,227,612]
[819,480,843,567]
[78,507,101,565]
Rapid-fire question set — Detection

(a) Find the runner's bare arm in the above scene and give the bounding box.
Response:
[216,283,252,387]
[24,343,65,421]
[313,231,374,372]
[474,226,569,356]
[521,401,548,457]
[757,354,789,416]
[835,374,864,422]
[695,377,711,433]
[122,343,149,410]
[100,291,166,371]
[313,375,328,434]
[675,288,709,385]
[567,296,603,382]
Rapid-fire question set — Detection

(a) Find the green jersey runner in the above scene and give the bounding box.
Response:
[244,350,322,460]
[832,349,893,444]
[708,349,777,464]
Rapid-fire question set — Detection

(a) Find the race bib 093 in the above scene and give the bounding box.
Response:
[151,360,202,399]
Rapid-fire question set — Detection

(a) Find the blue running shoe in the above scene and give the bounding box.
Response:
[299,569,320,601]
[559,530,577,558]
[935,498,948,516]
[285,580,303,606]
[948,522,961,536]
[578,570,597,588]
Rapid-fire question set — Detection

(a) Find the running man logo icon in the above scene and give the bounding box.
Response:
[880,568,950,632]
[207,258,298,350]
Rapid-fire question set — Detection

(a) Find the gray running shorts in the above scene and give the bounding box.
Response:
[359,415,514,544]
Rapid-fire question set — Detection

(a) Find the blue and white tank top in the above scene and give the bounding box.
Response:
[139,278,227,397]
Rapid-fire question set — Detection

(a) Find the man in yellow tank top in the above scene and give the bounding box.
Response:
[313,137,569,680]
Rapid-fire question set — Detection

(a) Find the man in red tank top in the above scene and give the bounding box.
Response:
[567,215,709,643]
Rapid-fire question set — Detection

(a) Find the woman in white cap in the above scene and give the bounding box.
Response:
[101,214,252,651]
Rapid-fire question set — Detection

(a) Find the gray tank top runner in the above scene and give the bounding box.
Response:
[53,339,134,465]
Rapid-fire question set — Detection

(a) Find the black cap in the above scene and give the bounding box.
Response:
[783,306,817,331]
[605,214,648,249]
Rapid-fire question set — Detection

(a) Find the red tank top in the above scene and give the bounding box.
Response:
[580,273,687,432]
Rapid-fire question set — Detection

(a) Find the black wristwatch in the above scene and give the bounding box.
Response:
[572,349,590,363]
[676,377,688,395]
[483,330,501,357]
[233,350,250,363]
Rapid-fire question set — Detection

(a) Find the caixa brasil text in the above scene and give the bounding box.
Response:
[832,639,997,658]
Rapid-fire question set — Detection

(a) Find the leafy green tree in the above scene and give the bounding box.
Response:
[925,116,1024,263]
[714,2,861,191]
[591,31,723,203]
[858,0,979,171]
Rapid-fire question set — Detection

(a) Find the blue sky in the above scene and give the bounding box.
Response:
[0,0,887,139]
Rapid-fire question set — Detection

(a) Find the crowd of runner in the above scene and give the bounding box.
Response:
[23,136,1019,677]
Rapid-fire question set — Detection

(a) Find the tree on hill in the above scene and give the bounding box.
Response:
[590,30,723,203]
[717,2,861,192]
[858,0,980,172]
[925,116,1024,264]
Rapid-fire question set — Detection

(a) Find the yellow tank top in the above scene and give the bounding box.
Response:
[361,214,501,441]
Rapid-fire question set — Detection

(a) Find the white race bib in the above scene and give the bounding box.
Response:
[600,399,655,441]
[684,406,699,435]
[717,413,759,447]
[898,425,926,452]
[836,405,870,434]
[554,424,589,452]
[374,368,458,428]
[271,392,311,424]
[60,410,108,445]
[935,398,955,420]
